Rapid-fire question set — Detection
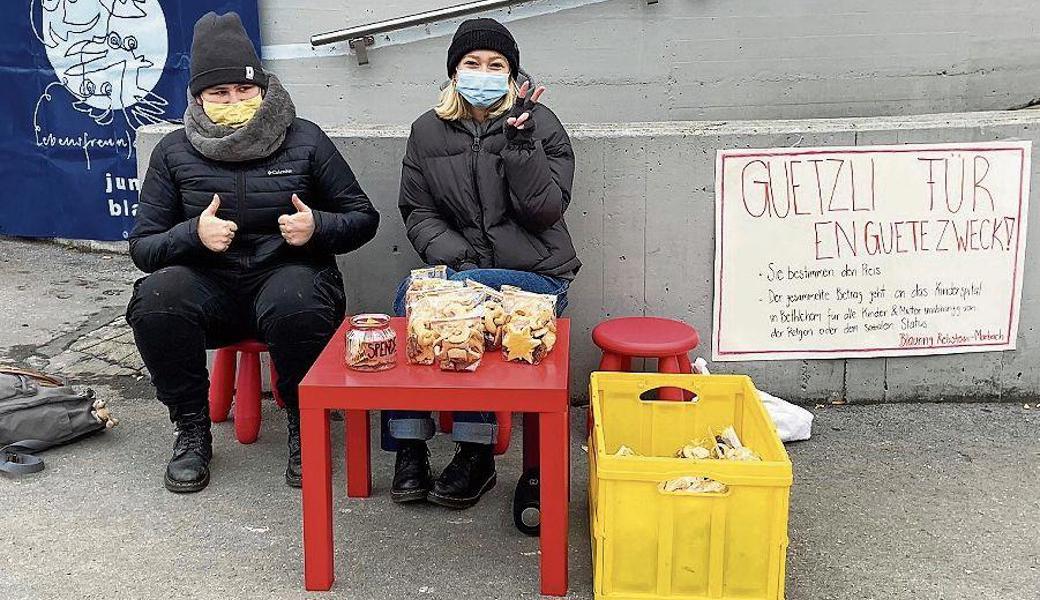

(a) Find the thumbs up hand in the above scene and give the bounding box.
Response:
[198,194,238,253]
[278,194,315,246]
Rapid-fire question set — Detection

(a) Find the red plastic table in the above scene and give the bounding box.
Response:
[298,317,572,596]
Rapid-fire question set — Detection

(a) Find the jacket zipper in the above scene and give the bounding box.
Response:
[236,169,247,269]
[470,133,495,267]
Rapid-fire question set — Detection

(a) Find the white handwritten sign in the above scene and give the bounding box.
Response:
[712,141,1031,361]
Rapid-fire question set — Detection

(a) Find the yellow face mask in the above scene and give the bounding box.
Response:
[202,94,263,128]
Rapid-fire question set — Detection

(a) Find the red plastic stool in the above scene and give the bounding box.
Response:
[438,411,513,455]
[592,316,701,410]
[209,340,284,444]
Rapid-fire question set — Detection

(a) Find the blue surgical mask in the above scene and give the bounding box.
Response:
[455,70,509,108]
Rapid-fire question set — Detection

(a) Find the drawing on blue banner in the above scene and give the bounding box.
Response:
[36,0,169,128]
[0,1,261,241]
[32,0,170,169]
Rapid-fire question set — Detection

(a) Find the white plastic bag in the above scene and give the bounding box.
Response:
[691,358,814,443]
[757,389,814,442]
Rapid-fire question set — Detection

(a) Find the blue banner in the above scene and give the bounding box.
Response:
[0,0,261,241]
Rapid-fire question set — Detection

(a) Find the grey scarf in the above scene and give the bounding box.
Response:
[184,74,297,162]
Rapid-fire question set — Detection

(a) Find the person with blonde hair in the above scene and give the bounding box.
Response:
[387,18,580,510]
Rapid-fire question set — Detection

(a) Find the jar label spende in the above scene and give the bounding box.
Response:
[346,314,398,371]
[361,337,396,360]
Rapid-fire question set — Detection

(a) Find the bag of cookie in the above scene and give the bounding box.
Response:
[464,280,508,350]
[406,287,483,364]
[411,286,482,317]
[404,265,453,308]
[406,311,438,365]
[501,290,559,365]
[431,310,486,372]
[410,265,447,284]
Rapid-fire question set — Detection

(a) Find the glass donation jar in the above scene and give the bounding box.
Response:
[346,314,397,372]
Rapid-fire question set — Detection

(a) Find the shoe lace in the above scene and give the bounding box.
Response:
[285,412,302,456]
[288,434,301,456]
[174,421,208,454]
[443,445,482,479]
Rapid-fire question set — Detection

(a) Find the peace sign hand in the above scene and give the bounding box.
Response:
[505,81,546,142]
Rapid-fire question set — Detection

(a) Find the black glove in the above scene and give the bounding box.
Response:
[505,94,537,143]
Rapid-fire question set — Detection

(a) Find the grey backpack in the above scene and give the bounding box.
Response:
[0,367,119,476]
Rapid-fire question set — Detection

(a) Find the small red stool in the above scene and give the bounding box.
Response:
[438,411,513,455]
[592,317,700,406]
[209,340,284,444]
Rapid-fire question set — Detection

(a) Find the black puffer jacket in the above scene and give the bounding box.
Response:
[399,106,580,278]
[130,118,379,274]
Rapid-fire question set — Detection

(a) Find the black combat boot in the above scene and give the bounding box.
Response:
[285,409,302,488]
[428,442,496,509]
[164,409,213,493]
[391,439,432,503]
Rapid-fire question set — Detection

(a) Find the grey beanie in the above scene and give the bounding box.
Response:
[189,12,268,96]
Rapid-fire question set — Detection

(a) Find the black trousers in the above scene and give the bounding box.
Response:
[126,263,346,420]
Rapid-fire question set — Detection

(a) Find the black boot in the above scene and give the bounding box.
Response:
[391,440,432,503]
[429,442,496,509]
[285,410,302,488]
[164,410,213,493]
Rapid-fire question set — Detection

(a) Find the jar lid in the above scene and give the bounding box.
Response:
[350,313,391,330]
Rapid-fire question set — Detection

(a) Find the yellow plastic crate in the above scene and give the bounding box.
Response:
[589,372,792,600]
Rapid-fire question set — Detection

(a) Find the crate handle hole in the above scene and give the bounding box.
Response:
[639,387,698,402]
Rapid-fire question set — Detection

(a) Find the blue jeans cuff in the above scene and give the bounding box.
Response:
[389,417,435,441]
[451,421,498,445]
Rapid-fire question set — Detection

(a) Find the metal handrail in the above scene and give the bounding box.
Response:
[311,0,658,65]
[311,0,528,48]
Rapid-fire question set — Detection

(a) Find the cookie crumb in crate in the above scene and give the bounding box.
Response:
[673,425,761,461]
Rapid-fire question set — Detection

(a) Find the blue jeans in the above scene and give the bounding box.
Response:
[384,267,569,447]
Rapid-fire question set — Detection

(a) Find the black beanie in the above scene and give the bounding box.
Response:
[446,18,520,78]
[189,12,268,96]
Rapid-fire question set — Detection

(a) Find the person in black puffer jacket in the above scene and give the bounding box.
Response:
[387,18,580,511]
[125,12,379,494]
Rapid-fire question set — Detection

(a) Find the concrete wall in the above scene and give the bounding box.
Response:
[137,109,1040,404]
[258,0,1040,127]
